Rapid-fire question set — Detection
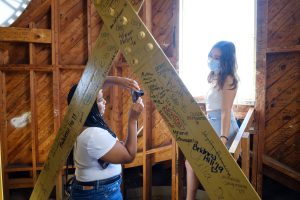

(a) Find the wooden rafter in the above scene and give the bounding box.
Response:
[0,27,51,43]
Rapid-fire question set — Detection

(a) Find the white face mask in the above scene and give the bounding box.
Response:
[208,58,221,73]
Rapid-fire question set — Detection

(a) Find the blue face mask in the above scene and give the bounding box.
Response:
[208,58,221,73]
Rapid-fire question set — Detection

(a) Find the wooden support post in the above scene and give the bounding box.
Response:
[142,1,153,199]
[51,0,62,199]
[111,65,124,196]
[0,141,3,200]
[171,139,176,200]
[255,0,268,195]
[241,132,250,179]
[87,0,92,57]
[0,71,9,200]
[171,1,181,198]
[30,71,38,182]
[171,139,184,200]
[251,127,258,188]
[56,171,63,200]
[143,96,152,200]
[234,142,241,160]
[29,22,38,185]
[51,0,59,66]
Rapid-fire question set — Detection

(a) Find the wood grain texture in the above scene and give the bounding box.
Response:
[5,72,32,165]
[264,0,300,186]
[0,27,51,44]
[268,0,300,48]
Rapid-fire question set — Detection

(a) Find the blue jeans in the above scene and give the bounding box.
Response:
[207,110,239,148]
[71,175,122,200]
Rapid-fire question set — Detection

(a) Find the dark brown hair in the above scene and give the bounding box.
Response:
[207,41,239,90]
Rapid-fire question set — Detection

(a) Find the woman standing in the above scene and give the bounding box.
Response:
[68,76,144,200]
[185,41,240,200]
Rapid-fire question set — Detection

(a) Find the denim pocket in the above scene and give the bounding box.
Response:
[71,185,96,200]
[106,179,121,194]
[95,179,122,199]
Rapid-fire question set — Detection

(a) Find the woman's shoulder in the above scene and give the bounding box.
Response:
[80,127,110,139]
[223,75,237,90]
[84,127,105,132]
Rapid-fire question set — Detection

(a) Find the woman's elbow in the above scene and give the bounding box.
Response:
[121,156,136,164]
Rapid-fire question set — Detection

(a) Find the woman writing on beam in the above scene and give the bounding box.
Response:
[68,76,144,200]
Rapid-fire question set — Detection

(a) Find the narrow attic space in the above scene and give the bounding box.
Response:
[0,0,299,199]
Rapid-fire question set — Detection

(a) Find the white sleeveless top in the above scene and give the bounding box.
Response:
[206,82,222,111]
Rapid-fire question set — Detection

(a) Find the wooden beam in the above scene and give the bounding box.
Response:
[171,0,179,70]
[124,145,173,168]
[29,23,38,185]
[58,65,85,70]
[0,139,4,200]
[254,0,268,195]
[263,165,300,192]
[171,143,177,200]
[51,0,59,65]
[146,144,171,155]
[8,178,34,189]
[171,139,183,200]
[30,70,38,183]
[241,132,250,178]
[0,72,5,200]
[143,96,153,200]
[263,155,300,181]
[0,71,9,200]
[0,27,51,43]
[0,64,53,72]
[266,45,300,53]
[142,1,153,199]
[87,0,92,56]
[56,171,63,200]
[0,64,87,71]
[229,108,254,154]
[5,166,34,172]
[29,23,36,64]
[51,0,62,199]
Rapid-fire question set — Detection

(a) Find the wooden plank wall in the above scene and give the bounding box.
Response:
[256,0,300,193]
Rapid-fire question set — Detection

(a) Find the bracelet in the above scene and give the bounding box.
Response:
[220,135,228,141]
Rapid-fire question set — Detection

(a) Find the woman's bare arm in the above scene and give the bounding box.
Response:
[103,76,140,91]
[221,75,237,145]
[100,98,144,164]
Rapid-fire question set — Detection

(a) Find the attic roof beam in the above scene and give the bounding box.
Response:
[0,27,51,43]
